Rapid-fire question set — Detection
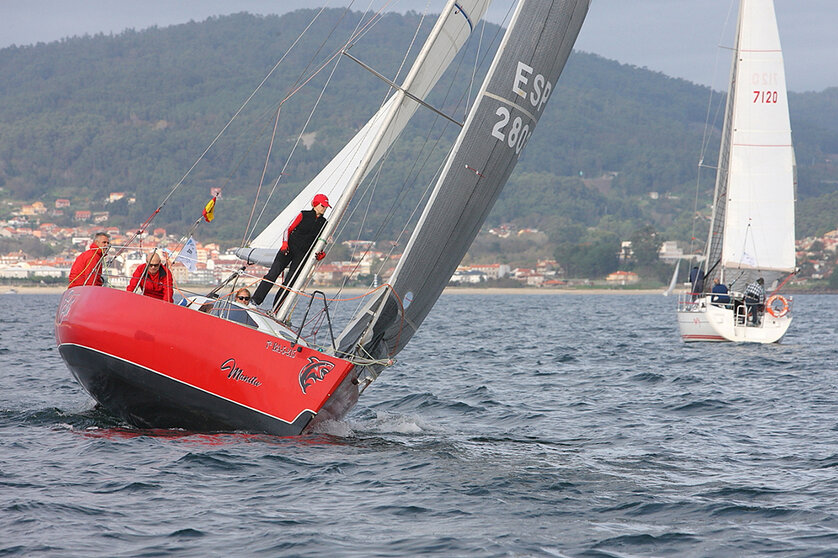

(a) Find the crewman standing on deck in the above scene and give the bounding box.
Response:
[251,194,329,310]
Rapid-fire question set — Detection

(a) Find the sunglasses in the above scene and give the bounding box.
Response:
[237,296,251,301]
[148,263,161,267]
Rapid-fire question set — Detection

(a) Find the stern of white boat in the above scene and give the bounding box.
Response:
[676,293,792,343]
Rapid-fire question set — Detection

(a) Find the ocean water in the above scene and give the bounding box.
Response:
[1,292,837,557]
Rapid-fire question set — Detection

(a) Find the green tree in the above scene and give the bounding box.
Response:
[555,233,619,279]
[629,224,659,267]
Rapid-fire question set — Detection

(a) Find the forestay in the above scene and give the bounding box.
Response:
[339,0,591,361]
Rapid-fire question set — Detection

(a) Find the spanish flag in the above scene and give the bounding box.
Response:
[202,196,216,223]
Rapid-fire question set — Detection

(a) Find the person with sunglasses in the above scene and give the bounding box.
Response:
[68,232,110,288]
[126,251,173,302]
[234,288,252,305]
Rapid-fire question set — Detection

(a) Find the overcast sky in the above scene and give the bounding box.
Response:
[1,0,834,92]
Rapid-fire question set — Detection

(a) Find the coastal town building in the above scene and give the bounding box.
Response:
[606,270,639,285]
[0,192,835,289]
[658,240,685,263]
[451,268,486,284]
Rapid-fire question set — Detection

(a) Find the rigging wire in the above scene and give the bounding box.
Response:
[114,5,341,267]
[125,4,384,304]
[159,6,346,271]
[123,1,393,257]
[137,7,336,247]
[323,13,508,320]
[277,2,429,318]
[242,3,365,246]
[688,0,738,262]
[335,11,508,292]
[244,2,399,244]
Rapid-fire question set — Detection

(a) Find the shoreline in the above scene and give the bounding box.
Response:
[3,286,833,296]
[5,285,667,296]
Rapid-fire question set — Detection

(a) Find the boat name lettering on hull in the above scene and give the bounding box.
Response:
[266,340,296,358]
[220,358,262,387]
[58,289,78,323]
[298,357,334,394]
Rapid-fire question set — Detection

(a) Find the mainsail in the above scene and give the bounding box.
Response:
[339,0,591,360]
[707,0,796,277]
[241,0,491,267]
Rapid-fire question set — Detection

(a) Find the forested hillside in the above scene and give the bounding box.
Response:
[0,9,835,250]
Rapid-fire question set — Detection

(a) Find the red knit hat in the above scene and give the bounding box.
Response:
[312,193,330,208]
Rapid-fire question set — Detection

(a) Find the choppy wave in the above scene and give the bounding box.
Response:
[1,293,837,556]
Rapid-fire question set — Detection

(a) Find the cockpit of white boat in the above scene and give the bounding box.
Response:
[677,290,741,311]
[676,290,793,325]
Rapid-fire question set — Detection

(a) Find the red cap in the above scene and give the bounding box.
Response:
[312,193,330,208]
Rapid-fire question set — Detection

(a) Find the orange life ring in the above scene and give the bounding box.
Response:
[766,294,789,318]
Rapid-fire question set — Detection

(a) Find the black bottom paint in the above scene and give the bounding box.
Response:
[59,344,312,436]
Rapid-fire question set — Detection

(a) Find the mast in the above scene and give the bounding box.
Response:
[702,0,743,288]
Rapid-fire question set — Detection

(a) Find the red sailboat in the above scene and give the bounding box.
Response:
[55,0,590,435]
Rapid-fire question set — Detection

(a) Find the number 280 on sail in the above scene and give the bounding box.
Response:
[491,61,553,155]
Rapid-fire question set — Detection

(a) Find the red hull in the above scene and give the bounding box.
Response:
[55,287,356,436]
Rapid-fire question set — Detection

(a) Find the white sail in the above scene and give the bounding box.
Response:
[249,0,491,254]
[663,259,681,296]
[721,0,795,272]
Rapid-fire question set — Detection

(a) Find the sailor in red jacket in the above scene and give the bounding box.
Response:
[251,194,329,310]
[68,232,110,288]
[127,251,174,303]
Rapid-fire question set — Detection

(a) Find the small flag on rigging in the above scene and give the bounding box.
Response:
[176,237,198,272]
[202,196,217,222]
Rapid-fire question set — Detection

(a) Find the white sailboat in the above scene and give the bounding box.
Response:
[677,0,796,343]
[56,1,592,435]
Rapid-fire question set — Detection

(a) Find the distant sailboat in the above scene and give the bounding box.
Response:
[676,0,796,343]
[55,1,591,434]
[663,259,681,296]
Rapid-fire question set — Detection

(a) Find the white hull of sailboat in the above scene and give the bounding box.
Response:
[675,0,796,345]
[676,295,792,344]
